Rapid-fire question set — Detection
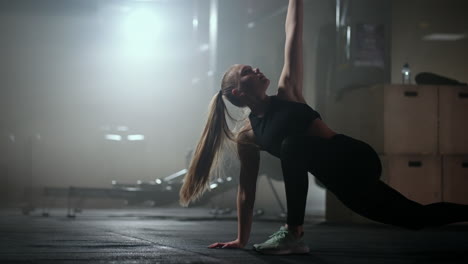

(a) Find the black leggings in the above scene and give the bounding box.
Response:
[280,134,468,230]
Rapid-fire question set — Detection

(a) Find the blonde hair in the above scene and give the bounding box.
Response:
[179,65,256,206]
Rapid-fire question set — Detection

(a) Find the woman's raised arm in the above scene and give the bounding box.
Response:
[277,0,305,103]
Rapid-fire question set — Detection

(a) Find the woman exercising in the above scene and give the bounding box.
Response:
[179,0,468,255]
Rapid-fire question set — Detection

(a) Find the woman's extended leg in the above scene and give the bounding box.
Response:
[336,180,468,230]
[281,133,468,230]
[325,134,468,230]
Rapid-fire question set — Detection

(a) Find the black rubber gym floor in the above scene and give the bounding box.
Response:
[1,208,467,264]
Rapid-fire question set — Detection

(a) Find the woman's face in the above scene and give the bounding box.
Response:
[236,64,270,98]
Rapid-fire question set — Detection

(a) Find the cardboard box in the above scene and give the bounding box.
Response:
[439,86,468,154]
[327,84,438,154]
[442,155,468,204]
[384,154,442,205]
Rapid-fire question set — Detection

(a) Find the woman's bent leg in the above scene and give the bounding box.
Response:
[279,134,354,226]
[280,136,310,226]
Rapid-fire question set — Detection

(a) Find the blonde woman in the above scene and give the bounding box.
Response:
[180,0,468,255]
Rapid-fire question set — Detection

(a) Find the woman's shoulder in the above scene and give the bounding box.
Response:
[237,122,255,143]
[237,120,255,140]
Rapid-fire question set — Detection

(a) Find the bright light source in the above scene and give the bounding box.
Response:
[122,8,161,57]
[155,179,162,184]
[217,178,223,183]
[423,33,466,41]
[346,26,351,60]
[124,8,159,37]
[137,180,142,185]
[128,134,145,141]
[210,183,218,189]
[105,134,122,141]
[112,180,117,185]
[192,18,199,28]
[226,177,232,182]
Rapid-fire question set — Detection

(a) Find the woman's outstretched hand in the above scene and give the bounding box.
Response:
[208,239,244,249]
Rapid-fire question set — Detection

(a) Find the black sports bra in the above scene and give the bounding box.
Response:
[248,95,322,158]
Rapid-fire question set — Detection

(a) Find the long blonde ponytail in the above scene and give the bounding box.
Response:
[179,90,236,206]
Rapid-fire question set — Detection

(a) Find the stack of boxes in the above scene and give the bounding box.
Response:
[325,84,468,223]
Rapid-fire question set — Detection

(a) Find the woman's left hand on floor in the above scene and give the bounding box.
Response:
[208,239,244,249]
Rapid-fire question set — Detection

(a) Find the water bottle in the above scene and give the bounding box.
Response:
[401,63,411,84]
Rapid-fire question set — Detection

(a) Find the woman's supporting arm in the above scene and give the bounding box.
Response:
[207,130,259,249]
[207,133,260,249]
[278,0,305,103]
[236,137,260,246]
